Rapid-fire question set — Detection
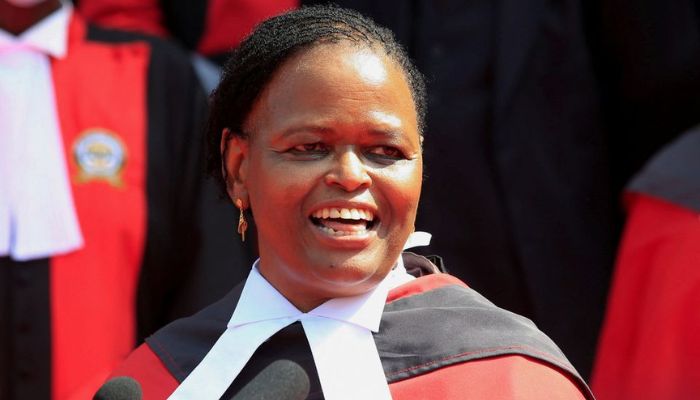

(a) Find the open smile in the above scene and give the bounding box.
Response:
[309,207,378,237]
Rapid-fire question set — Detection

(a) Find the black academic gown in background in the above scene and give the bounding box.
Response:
[583,0,700,188]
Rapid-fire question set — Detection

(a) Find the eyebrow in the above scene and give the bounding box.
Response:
[277,125,413,148]
[279,125,334,139]
[281,125,407,138]
[367,129,407,141]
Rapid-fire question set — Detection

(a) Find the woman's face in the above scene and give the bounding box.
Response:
[225,43,422,310]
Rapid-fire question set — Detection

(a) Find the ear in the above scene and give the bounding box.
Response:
[220,128,250,208]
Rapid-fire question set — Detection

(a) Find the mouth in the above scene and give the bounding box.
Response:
[309,207,378,237]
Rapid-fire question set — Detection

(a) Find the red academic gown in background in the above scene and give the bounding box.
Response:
[76,0,297,61]
[592,128,700,399]
[108,254,594,399]
[0,12,250,400]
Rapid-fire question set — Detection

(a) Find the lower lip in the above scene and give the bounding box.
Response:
[310,220,377,248]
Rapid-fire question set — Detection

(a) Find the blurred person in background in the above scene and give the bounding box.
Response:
[0,0,252,398]
[74,0,295,64]
[586,2,700,396]
[591,126,700,399]
[75,0,296,93]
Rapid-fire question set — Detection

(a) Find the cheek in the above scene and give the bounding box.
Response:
[380,163,422,218]
[247,159,318,220]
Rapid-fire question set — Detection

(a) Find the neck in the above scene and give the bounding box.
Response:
[0,0,62,35]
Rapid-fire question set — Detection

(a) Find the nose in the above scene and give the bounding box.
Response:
[324,149,372,191]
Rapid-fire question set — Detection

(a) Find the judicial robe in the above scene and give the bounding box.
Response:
[109,253,594,399]
[592,127,700,399]
[0,13,252,400]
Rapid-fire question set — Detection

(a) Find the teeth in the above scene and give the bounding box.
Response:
[316,225,368,236]
[311,207,374,221]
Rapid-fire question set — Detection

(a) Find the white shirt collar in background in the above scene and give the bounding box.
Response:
[0,3,71,57]
[0,3,83,261]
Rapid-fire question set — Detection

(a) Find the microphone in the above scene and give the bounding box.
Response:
[93,376,143,400]
[231,359,311,400]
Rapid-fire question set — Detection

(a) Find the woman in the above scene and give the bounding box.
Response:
[106,6,594,399]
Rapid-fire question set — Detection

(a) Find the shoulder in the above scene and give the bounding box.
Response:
[107,343,178,399]
[104,284,243,399]
[382,255,594,398]
[389,353,588,400]
[379,275,576,377]
[146,284,243,380]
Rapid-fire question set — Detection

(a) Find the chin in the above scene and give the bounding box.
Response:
[311,256,389,289]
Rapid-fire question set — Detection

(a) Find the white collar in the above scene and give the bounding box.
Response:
[232,230,429,332]
[0,2,71,58]
[0,1,83,261]
[168,232,430,399]
[230,259,395,333]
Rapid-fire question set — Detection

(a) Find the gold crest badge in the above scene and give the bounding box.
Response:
[73,129,126,187]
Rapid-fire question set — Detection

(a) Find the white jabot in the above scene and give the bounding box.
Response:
[167,240,430,400]
[0,4,84,261]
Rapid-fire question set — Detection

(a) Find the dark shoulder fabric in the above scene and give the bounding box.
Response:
[146,282,243,382]
[627,126,700,212]
[376,283,593,398]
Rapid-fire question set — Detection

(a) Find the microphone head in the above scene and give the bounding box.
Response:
[93,376,143,400]
[232,359,311,400]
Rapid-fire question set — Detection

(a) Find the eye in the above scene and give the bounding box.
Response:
[291,142,330,153]
[293,143,327,152]
[366,146,406,162]
[286,142,330,159]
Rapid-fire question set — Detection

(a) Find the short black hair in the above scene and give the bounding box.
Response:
[207,5,426,195]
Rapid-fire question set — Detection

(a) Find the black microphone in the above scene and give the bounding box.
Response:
[231,359,311,400]
[93,376,143,400]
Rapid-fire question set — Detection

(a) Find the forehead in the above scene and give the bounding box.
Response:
[289,42,392,82]
[244,42,418,133]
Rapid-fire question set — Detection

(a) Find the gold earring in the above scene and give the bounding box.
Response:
[235,199,248,242]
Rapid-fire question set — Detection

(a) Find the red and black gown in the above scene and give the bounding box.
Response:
[110,253,594,399]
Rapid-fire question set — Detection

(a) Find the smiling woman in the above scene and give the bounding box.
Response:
[224,42,423,311]
[104,6,594,400]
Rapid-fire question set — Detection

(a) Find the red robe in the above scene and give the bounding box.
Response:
[77,0,297,59]
[592,127,700,399]
[592,194,700,399]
